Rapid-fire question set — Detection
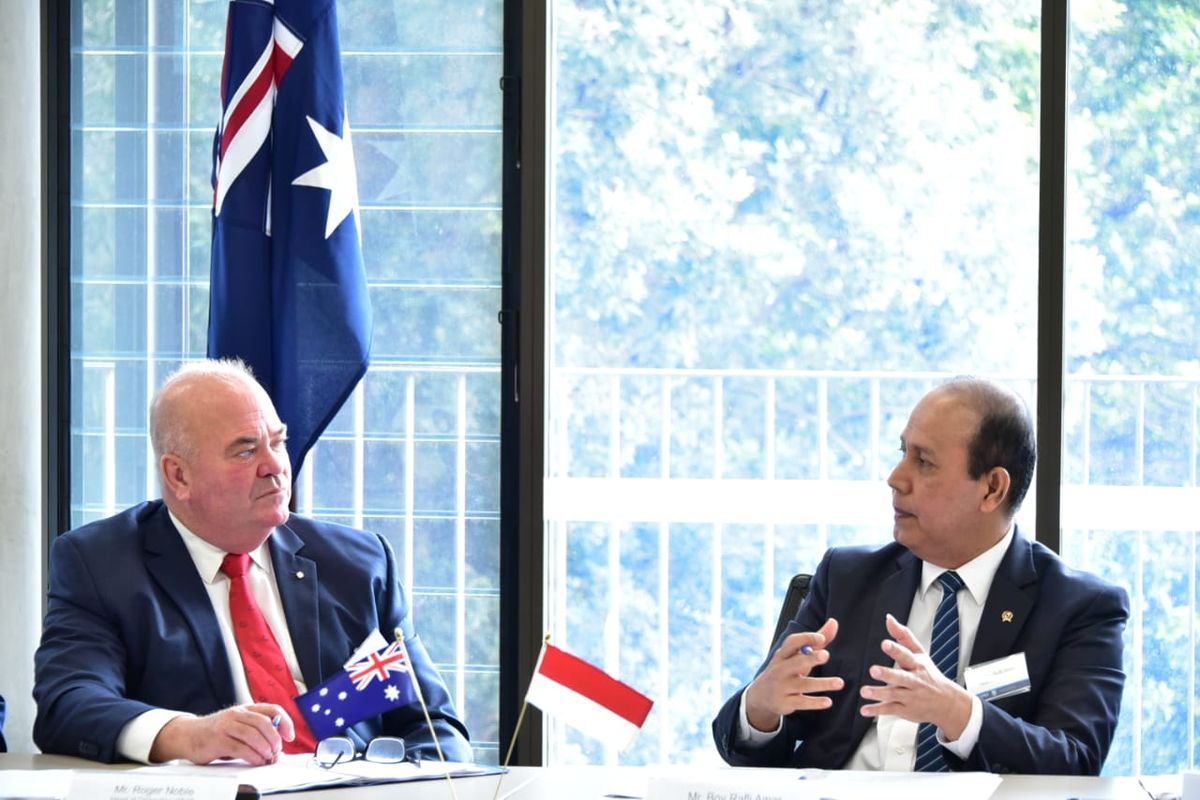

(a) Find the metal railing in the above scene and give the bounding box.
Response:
[70,357,503,760]
[71,362,1200,769]
[544,367,1200,771]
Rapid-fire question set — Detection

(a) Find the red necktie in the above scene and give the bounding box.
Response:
[221,552,317,754]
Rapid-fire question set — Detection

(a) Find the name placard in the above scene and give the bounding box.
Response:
[646,769,1003,800]
[68,772,238,800]
[646,775,792,800]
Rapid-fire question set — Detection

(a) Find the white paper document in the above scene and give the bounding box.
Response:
[131,753,501,795]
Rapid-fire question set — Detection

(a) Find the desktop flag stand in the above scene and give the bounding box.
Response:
[295,629,461,800]
[494,637,655,800]
[295,637,419,740]
[524,642,655,750]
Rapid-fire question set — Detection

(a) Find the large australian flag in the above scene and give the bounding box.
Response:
[209,0,372,478]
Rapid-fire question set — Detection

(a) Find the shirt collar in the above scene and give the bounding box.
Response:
[920,522,1015,606]
[168,509,274,585]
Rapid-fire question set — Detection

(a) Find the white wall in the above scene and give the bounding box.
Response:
[0,1,45,754]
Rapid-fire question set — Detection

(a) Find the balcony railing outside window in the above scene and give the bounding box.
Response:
[544,368,1198,773]
[69,0,503,761]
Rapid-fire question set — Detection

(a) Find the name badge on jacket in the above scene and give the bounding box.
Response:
[964,652,1031,701]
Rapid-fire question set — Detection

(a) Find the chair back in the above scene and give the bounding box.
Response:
[770,573,812,646]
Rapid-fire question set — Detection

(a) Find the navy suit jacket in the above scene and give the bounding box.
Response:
[713,531,1128,775]
[33,500,470,763]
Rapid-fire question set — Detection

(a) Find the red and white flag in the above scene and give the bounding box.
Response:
[525,643,654,750]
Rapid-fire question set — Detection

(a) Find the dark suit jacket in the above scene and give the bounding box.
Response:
[33,500,471,763]
[713,531,1128,775]
[0,693,7,752]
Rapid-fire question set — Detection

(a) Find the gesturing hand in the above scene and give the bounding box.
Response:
[743,617,844,732]
[858,613,972,740]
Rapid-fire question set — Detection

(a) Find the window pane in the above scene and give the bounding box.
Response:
[548,0,1040,764]
[70,0,503,762]
[1064,2,1200,776]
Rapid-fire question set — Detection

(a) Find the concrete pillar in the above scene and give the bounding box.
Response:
[0,1,45,754]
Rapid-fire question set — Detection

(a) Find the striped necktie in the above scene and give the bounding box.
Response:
[913,570,964,772]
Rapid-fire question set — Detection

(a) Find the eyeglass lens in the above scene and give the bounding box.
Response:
[314,736,354,768]
[364,736,406,763]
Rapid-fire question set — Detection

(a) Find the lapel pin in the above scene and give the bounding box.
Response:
[296,571,305,580]
[1001,610,1014,623]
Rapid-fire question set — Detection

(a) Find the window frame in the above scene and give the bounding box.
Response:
[36,0,1109,768]
[514,0,1073,765]
[44,0,72,552]
[50,0,511,762]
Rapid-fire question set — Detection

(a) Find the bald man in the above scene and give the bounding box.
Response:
[34,359,470,765]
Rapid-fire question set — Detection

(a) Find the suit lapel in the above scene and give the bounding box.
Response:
[142,506,237,705]
[866,549,923,661]
[846,550,922,752]
[970,530,1037,666]
[270,522,322,686]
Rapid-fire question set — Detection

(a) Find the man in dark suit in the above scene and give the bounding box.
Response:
[713,378,1128,775]
[34,360,470,765]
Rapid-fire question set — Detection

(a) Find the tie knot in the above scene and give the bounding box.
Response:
[221,552,251,579]
[937,570,964,594]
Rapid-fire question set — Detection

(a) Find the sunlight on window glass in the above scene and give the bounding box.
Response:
[548,0,1039,765]
[1063,0,1200,776]
[70,0,503,761]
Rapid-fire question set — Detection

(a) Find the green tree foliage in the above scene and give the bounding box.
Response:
[554,0,1040,373]
[553,0,1200,773]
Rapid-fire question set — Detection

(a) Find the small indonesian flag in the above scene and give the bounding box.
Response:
[525,643,654,750]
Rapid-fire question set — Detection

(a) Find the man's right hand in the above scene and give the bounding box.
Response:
[743,617,843,732]
[149,703,295,765]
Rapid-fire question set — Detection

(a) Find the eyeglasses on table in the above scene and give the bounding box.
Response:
[312,736,413,769]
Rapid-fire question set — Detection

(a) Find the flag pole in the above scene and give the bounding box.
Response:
[394,627,459,800]
[491,633,551,800]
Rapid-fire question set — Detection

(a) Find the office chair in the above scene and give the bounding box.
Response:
[770,573,812,646]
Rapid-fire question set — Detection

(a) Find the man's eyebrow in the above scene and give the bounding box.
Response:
[899,435,935,457]
[224,435,259,453]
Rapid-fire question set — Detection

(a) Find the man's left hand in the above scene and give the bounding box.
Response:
[858,613,973,741]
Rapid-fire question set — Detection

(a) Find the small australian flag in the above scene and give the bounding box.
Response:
[295,639,418,740]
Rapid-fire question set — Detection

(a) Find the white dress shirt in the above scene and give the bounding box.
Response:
[737,525,1015,770]
[115,512,307,763]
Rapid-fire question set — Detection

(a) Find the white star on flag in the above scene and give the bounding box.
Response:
[292,114,361,239]
[384,685,401,702]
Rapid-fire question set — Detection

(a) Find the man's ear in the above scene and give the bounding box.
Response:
[979,467,1011,514]
[160,454,191,501]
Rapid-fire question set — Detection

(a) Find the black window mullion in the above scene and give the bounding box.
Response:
[500,0,549,767]
[1036,0,1069,554]
[43,0,73,547]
